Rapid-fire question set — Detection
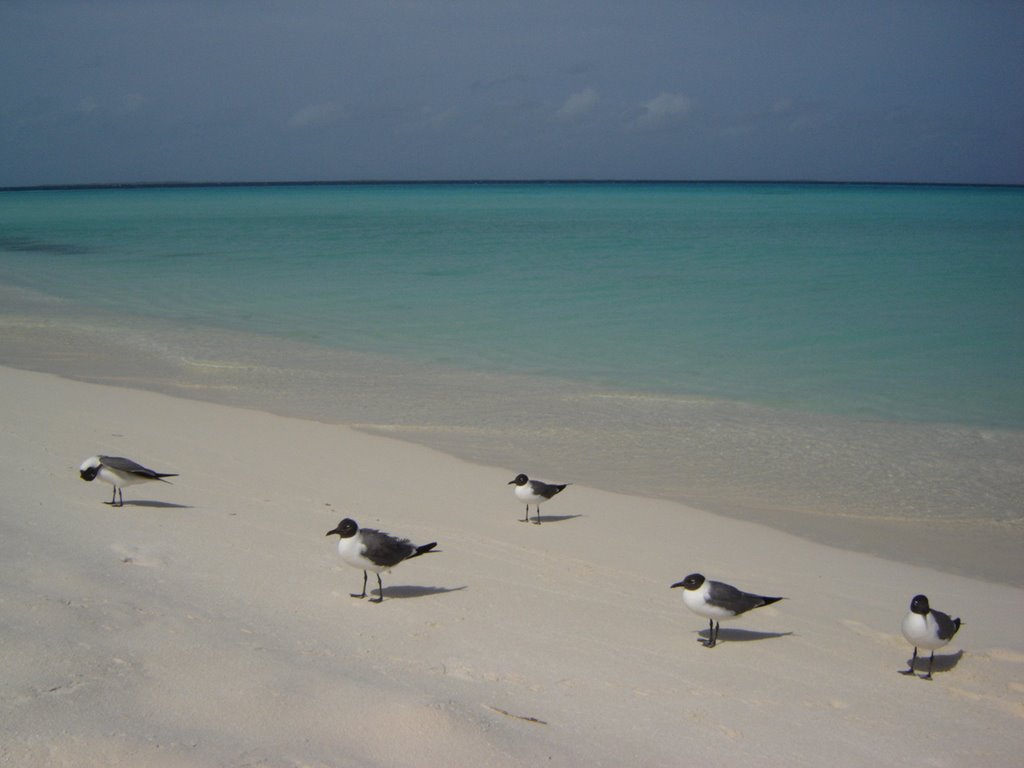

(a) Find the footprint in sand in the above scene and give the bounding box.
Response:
[111,544,166,568]
[985,648,1024,664]
[840,618,902,647]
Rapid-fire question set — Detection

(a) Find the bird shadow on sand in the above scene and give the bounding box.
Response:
[903,649,964,676]
[377,585,468,600]
[105,500,193,509]
[697,628,795,644]
[524,514,584,525]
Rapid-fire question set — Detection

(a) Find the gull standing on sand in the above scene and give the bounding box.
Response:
[671,573,784,648]
[326,518,437,603]
[900,594,962,680]
[508,473,569,524]
[79,455,178,507]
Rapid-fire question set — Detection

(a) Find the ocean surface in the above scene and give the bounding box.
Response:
[2,182,1023,582]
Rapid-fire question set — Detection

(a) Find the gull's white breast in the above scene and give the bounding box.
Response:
[901,612,947,650]
[98,466,148,488]
[681,582,737,621]
[336,535,386,573]
[514,484,544,505]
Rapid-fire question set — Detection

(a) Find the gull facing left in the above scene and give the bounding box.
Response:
[326,518,437,603]
[508,473,569,524]
[671,573,784,648]
[79,455,178,506]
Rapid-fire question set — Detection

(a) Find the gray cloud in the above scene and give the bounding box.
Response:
[288,102,345,129]
[557,88,599,120]
[630,93,692,129]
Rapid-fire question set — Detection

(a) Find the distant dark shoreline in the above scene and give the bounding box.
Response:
[3,179,1022,193]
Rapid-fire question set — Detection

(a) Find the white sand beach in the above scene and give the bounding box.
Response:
[2,364,1022,767]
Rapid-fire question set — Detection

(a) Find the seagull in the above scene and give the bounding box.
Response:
[900,594,962,680]
[79,455,178,506]
[508,473,569,524]
[325,518,437,603]
[671,573,784,648]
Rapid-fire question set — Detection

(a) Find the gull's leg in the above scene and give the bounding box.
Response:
[351,570,368,599]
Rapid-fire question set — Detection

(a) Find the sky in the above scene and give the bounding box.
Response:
[2,1,1023,186]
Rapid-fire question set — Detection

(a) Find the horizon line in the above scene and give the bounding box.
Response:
[3,178,1022,193]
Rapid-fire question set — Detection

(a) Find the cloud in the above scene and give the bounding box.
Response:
[772,97,795,115]
[288,101,344,129]
[774,100,835,133]
[631,92,692,128]
[66,93,147,119]
[421,105,456,130]
[119,93,147,114]
[556,87,599,120]
[76,96,99,115]
[470,73,529,92]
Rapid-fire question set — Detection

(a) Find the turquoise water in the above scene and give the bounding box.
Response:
[2,183,1023,583]
[2,182,1022,426]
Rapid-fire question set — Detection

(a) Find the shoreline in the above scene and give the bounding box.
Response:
[1,291,1022,587]
[2,364,1023,766]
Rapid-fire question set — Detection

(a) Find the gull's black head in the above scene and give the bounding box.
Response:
[326,518,359,539]
[671,573,705,591]
[79,456,101,482]
[909,594,930,615]
[509,473,529,486]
